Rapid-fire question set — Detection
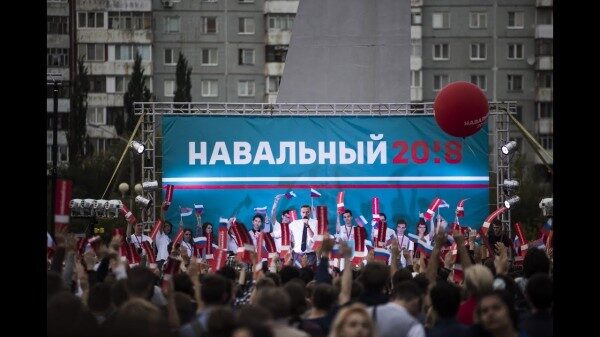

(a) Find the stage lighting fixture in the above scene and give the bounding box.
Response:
[142,180,160,191]
[135,195,152,209]
[502,179,519,190]
[503,196,520,209]
[501,141,518,155]
[130,140,145,154]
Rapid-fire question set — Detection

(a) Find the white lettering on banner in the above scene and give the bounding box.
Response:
[209,142,232,165]
[253,142,276,164]
[318,141,337,164]
[189,142,207,165]
[367,134,387,164]
[357,141,365,164]
[276,142,296,164]
[233,142,252,165]
[339,142,357,164]
[299,142,317,164]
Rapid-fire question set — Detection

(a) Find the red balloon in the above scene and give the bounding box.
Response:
[434,81,489,138]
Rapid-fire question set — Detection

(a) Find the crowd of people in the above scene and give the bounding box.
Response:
[47,197,553,337]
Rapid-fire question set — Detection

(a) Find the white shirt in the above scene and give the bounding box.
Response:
[129,234,151,249]
[396,233,414,267]
[155,231,171,261]
[271,221,283,251]
[289,219,318,253]
[336,224,356,243]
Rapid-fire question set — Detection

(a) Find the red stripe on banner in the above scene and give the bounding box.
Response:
[172,184,489,190]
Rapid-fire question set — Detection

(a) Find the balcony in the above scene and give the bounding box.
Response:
[536,0,553,7]
[78,29,153,44]
[535,118,553,134]
[536,56,553,70]
[411,0,423,7]
[266,93,278,104]
[410,56,422,70]
[46,67,70,80]
[535,25,553,39]
[265,62,285,76]
[47,98,70,113]
[264,1,299,14]
[86,61,153,76]
[411,87,422,101]
[536,88,553,102]
[266,30,292,45]
[411,26,421,40]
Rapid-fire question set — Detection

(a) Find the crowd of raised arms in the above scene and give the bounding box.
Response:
[48,194,553,337]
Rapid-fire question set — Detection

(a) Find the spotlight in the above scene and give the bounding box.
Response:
[70,199,83,216]
[82,198,96,216]
[539,197,553,216]
[503,196,520,209]
[93,199,108,217]
[142,180,160,191]
[135,195,152,209]
[502,179,519,189]
[106,200,123,218]
[130,141,145,154]
[501,141,518,155]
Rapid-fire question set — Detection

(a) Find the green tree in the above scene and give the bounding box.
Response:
[174,52,192,102]
[67,56,90,160]
[123,53,152,134]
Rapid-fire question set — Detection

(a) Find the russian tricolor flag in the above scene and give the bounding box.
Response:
[331,244,342,259]
[310,188,322,197]
[219,217,229,227]
[416,241,433,256]
[194,236,207,248]
[373,247,391,263]
[254,206,267,215]
[180,207,193,217]
[355,215,368,227]
[285,191,297,199]
[194,204,204,216]
[541,218,553,235]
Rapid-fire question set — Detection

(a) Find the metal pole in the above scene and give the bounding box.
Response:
[51,80,59,237]
[130,149,134,211]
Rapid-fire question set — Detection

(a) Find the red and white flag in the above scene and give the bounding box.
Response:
[141,241,157,269]
[480,207,508,236]
[371,197,381,219]
[164,184,174,210]
[149,219,163,242]
[280,222,291,259]
[455,198,469,218]
[119,203,137,225]
[352,226,367,266]
[424,197,449,221]
[312,206,328,251]
[337,191,345,214]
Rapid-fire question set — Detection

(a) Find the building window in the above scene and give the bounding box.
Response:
[164,80,175,97]
[78,12,105,28]
[538,135,553,151]
[537,102,553,119]
[201,49,218,66]
[537,72,552,88]
[515,105,523,122]
[115,76,130,93]
[239,17,255,34]
[165,17,180,33]
[47,145,69,164]
[537,8,553,25]
[536,40,553,56]
[87,107,106,125]
[508,11,524,29]
[238,80,255,97]
[411,71,422,88]
[433,44,449,60]
[201,17,217,33]
[108,12,152,30]
[411,10,422,25]
[47,48,69,67]
[266,76,281,94]
[508,43,524,60]
[78,44,105,62]
[433,74,449,91]
[47,113,69,131]
[266,45,288,62]
[507,74,523,91]
[469,12,487,29]
[89,76,106,93]
[164,49,176,65]
[48,16,68,34]
[470,74,487,91]
[238,49,255,65]
[432,12,450,29]
[201,80,219,97]
[470,43,487,60]
[267,14,294,30]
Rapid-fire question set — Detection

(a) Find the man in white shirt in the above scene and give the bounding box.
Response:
[335,209,356,270]
[155,220,172,268]
[289,205,318,267]
[395,219,414,268]
[271,209,290,252]
[129,222,152,255]
[372,213,396,248]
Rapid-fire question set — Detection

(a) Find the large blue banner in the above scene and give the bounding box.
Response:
[162,116,489,236]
